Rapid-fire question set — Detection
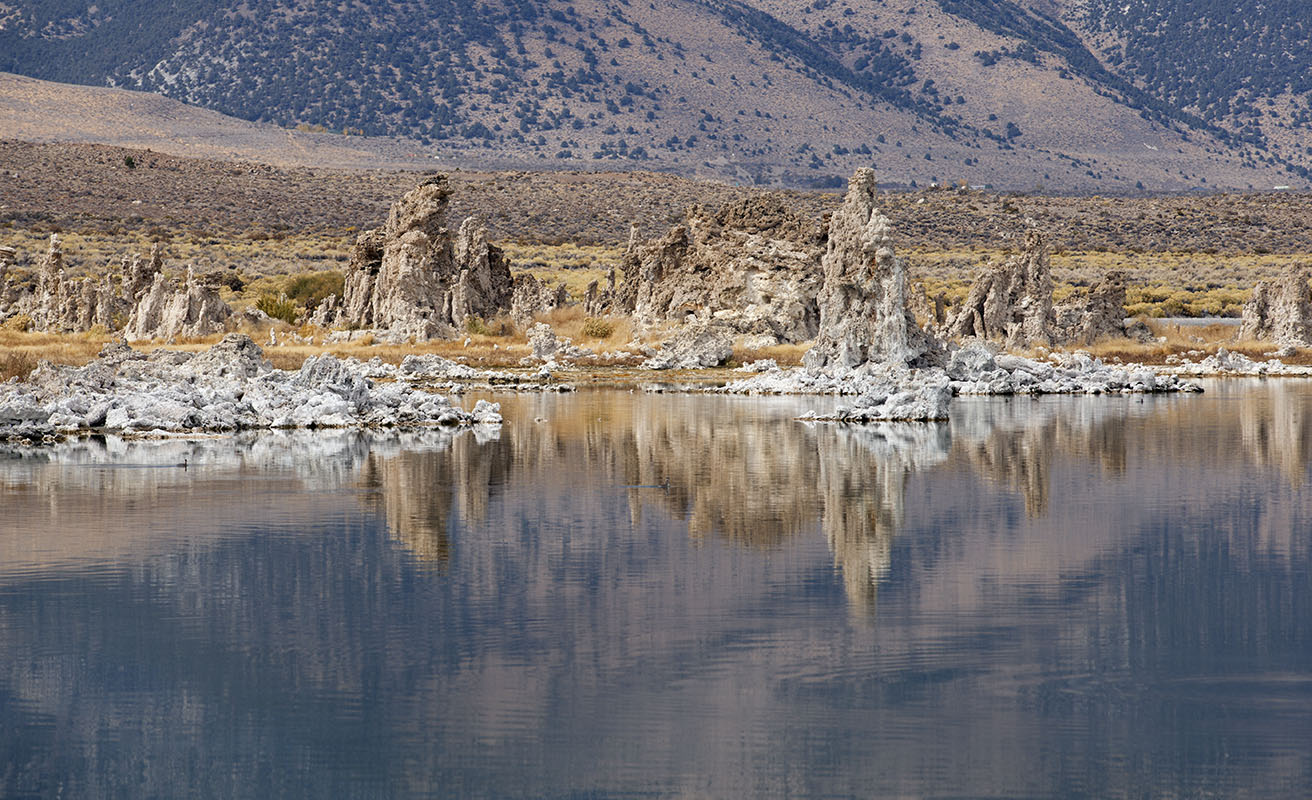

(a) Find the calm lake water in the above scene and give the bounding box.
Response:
[2,381,1311,798]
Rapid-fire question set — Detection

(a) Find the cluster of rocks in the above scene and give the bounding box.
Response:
[314,177,519,341]
[712,171,1201,419]
[599,196,825,345]
[730,340,1200,420]
[511,274,570,329]
[641,323,735,370]
[0,334,501,441]
[947,229,1055,348]
[0,236,232,341]
[946,229,1151,348]
[1,235,124,332]
[525,322,596,363]
[1238,264,1312,348]
[1163,346,1312,377]
[1053,270,1154,345]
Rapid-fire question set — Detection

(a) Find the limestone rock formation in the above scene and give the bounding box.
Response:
[122,244,164,304]
[338,177,512,340]
[641,323,734,370]
[1239,265,1312,347]
[124,269,232,341]
[803,169,937,370]
[616,195,825,344]
[510,273,569,328]
[11,235,126,333]
[0,334,502,438]
[307,294,342,329]
[0,246,13,315]
[452,217,514,325]
[947,229,1054,349]
[528,323,559,361]
[1053,270,1152,345]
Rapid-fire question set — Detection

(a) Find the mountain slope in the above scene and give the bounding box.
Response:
[0,0,1307,191]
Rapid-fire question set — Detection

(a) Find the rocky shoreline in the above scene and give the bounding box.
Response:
[0,334,502,442]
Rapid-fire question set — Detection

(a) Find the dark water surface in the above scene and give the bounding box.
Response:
[3,382,1311,798]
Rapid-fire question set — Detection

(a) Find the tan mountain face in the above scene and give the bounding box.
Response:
[0,0,1308,191]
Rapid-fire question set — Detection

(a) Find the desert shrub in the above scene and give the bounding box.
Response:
[256,293,299,324]
[465,316,492,335]
[203,270,246,292]
[2,313,33,332]
[282,271,344,310]
[580,317,614,339]
[0,351,36,381]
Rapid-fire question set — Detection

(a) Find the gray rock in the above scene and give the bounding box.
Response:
[617,194,825,343]
[0,334,501,438]
[642,323,734,369]
[948,228,1054,349]
[804,169,938,370]
[1238,265,1312,347]
[124,268,231,342]
[339,178,513,341]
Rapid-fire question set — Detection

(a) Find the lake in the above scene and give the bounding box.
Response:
[2,382,1311,798]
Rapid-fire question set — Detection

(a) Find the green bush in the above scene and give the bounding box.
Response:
[282,271,344,310]
[256,293,299,324]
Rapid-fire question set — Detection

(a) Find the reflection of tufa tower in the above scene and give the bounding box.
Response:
[1240,381,1312,487]
[816,424,951,615]
[360,434,507,567]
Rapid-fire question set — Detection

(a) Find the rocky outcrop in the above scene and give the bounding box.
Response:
[337,177,513,340]
[617,195,825,344]
[0,246,14,315]
[947,229,1054,349]
[728,340,1201,400]
[510,273,569,328]
[1053,270,1153,345]
[12,235,126,333]
[124,269,232,342]
[122,244,164,304]
[641,323,734,370]
[0,334,502,440]
[528,323,559,361]
[307,294,342,329]
[804,169,938,370]
[452,217,514,325]
[1238,265,1312,347]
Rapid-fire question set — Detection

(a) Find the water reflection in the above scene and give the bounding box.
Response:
[2,381,1312,797]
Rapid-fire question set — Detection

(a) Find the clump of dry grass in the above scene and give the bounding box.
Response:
[0,329,116,378]
[730,342,809,367]
[0,350,37,381]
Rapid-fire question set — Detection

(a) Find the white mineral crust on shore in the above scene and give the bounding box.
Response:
[724,341,1202,421]
[0,334,501,440]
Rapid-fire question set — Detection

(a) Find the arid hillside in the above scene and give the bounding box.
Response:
[2,0,1310,192]
[3,139,1309,253]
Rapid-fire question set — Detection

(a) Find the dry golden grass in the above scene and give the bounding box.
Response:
[0,329,116,379]
[1070,319,1312,365]
[730,342,809,368]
